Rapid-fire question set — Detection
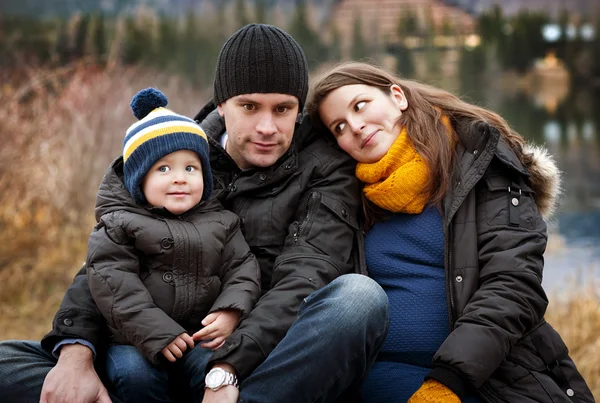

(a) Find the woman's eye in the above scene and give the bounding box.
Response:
[243,104,256,111]
[355,101,366,111]
[335,122,346,134]
[158,165,170,172]
[185,165,196,172]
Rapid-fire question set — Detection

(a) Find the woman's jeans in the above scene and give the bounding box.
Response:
[0,274,389,403]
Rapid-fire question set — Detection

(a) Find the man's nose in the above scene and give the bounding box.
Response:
[256,112,277,135]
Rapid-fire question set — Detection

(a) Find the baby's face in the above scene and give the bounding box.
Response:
[142,150,204,215]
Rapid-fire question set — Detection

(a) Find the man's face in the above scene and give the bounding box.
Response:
[217,93,299,169]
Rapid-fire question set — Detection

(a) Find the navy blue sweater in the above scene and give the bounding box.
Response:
[361,206,448,402]
[361,206,483,403]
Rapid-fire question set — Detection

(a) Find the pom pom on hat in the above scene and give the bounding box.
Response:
[130,88,169,120]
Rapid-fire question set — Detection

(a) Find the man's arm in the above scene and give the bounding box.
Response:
[205,144,362,380]
[41,264,107,355]
[206,211,261,316]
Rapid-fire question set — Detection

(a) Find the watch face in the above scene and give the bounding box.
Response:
[206,368,226,388]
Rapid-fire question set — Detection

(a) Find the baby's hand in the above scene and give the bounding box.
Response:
[161,332,195,362]
[192,309,242,350]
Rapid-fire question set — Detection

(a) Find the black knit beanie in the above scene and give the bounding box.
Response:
[213,23,309,110]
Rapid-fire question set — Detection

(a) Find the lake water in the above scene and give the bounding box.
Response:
[472,85,600,294]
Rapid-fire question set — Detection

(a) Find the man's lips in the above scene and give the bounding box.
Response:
[361,131,378,148]
[253,141,277,150]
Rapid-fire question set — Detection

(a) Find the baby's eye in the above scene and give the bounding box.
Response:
[335,122,346,134]
[158,165,170,172]
[185,165,196,172]
[355,101,366,111]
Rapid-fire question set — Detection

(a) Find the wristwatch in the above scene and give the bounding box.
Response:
[205,367,239,391]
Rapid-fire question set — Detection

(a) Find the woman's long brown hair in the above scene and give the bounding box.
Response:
[307,62,530,226]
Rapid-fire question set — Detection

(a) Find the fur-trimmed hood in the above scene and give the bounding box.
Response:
[457,120,562,221]
[522,144,561,220]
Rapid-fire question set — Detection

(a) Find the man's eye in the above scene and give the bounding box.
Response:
[158,165,170,172]
[185,165,196,172]
[276,106,289,114]
[243,104,256,111]
[335,122,346,134]
[355,101,366,111]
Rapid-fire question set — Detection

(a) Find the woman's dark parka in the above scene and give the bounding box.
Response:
[429,120,594,402]
[86,158,260,365]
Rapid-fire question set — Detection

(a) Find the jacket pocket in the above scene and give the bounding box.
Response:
[485,321,594,403]
[477,174,538,230]
[303,193,360,264]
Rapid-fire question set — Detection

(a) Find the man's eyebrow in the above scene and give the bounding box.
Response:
[235,96,257,104]
[277,99,299,107]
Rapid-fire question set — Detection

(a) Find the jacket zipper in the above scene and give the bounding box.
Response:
[228,173,240,193]
[296,192,317,239]
[446,224,457,327]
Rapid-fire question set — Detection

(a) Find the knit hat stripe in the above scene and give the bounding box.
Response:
[126,107,180,135]
[125,113,197,139]
[124,123,207,161]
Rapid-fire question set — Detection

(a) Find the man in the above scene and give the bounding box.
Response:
[0,24,389,403]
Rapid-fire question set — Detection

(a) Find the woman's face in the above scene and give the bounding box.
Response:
[318,84,408,163]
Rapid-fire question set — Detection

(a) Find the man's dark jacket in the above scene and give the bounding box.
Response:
[41,102,364,380]
[429,120,594,402]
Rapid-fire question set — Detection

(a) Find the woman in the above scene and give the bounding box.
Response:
[306,62,594,403]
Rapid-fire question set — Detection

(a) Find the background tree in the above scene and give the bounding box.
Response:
[72,14,90,60]
[235,0,250,28]
[350,12,368,60]
[254,0,267,24]
[288,0,328,69]
[86,13,106,65]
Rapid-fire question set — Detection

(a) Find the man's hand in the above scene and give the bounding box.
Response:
[40,344,112,403]
[193,310,241,350]
[161,332,195,362]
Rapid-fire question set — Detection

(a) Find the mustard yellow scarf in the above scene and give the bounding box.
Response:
[356,117,454,214]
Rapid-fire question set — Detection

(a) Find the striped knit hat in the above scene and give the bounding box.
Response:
[123,88,213,205]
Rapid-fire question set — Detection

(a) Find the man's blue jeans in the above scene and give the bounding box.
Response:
[0,274,389,403]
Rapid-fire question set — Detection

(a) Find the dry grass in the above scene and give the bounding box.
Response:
[0,66,597,398]
[0,64,208,338]
[546,280,600,398]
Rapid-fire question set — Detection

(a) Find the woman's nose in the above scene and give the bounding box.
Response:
[347,116,364,135]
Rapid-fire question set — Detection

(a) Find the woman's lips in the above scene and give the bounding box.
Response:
[361,131,378,148]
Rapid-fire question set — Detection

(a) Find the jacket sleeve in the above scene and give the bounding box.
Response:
[40,263,108,354]
[431,169,549,392]
[86,212,186,364]
[208,147,363,380]
[208,212,261,316]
